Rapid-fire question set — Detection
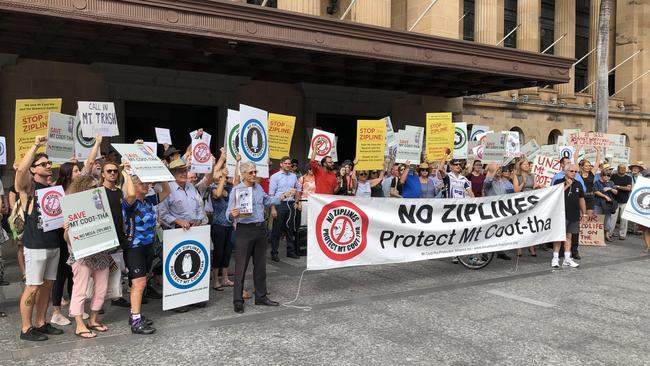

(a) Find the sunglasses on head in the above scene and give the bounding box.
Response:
[32,161,52,168]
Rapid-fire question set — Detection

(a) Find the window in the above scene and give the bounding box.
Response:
[463,0,475,42]
[574,0,589,92]
[547,129,561,144]
[540,0,555,54]
[510,126,525,143]
[503,0,517,48]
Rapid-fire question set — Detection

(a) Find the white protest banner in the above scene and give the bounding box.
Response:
[78,101,118,137]
[0,136,6,165]
[307,185,565,270]
[163,225,210,311]
[383,117,398,157]
[239,104,269,178]
[531,155,561,187]
[73,112,96,160]
[482,133,506,164]
[579,215,605,246]
[36,185,65,232]
[112,143,174,182]
[225,109,240,177]
[190,133,212,173]
[453,122,468,159]
[622,176,650,228]
[605,146,630,167]
[155,127,172,145]
[470,125,489,141]
[558,146,574,161]
[308,128,336,162]
[563,128,581,144]
[520,139,540,161]
[395,126,423,164]
[46,112,75,164]
[504,131,520,158]
[61,188,119,259]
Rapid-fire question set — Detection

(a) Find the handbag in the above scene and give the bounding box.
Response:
[8,198,25,240]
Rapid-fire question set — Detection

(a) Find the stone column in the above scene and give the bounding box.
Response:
[277,0,320,15]
[517,0,541,95]
[475,0,499,44]
[407,0,461,39]
[555,0,576,97]
[351,0,391,27]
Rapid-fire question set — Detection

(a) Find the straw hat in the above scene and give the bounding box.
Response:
[418,162,430,170]
[629,161,645,170]
[168,159,188,170]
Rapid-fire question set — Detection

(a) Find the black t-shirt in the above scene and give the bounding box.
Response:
[611,174,632,203]
[104,186,127,244]
[555,178,585,223]
[581,171,595,194]
[22,182,62,249]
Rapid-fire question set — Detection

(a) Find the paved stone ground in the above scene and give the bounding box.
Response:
[0,235,648,365]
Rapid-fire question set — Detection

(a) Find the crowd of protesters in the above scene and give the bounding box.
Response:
[1,130,649,340]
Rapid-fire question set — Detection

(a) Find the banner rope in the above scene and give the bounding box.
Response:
[282,269,312,311]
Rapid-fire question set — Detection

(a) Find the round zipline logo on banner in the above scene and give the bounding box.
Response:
[316,200,368,261]
[40,190,62,217]
[630,187,650,216]
[228,124,240,157]
[165,240,208,290]
[193,141,211,164]
[312,134,332,157]
[240,119,267,162]
[454,127,467,150]
[560,147,573,160]
[75,122,95,149]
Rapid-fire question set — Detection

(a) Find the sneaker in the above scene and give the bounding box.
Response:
[50,313,71,326]
[128,315,154,327]
[35,322,64,335]
[551,258,560,269]
[131,322,156,335]
[111,298,131,307]
[70,312,90,320]
[145,286,162,299]
[563,258,580,268]
[20,327,48,341]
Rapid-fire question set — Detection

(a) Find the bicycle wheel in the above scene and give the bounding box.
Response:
[457,252,494,270]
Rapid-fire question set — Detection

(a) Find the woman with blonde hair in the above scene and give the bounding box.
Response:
[514,158,539,257]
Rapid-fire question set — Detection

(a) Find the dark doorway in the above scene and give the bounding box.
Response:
[316,113,380,164]
[124,101,219,156]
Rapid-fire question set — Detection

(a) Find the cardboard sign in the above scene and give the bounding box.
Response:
[425,112,454,161]
[531,155,561,187]
[579,215,605,246]
[73,112,96,160]
[0,136,6,165]
[520,139,540,161]
[605,146,630,167]
[162,225,210,311]
[36,185,65,232]
[225,109,240,177]
[453,122,468,159]
[61,188,119,259]
[112,143,174,182]
[235,186,253,217]
[14,98,62,164]
[470,125,489,141]
[78,101,119,137]
[395,126,423,164]
[190,133,212,174]
[155,127,172,145]
[239,104,269,178]
[482,133,506,164]
[46,112,75,164]
[308,128,336,162]
[356,120,386,170]
[268,113,296,160]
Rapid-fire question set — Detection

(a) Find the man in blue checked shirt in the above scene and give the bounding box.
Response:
[227,162,295,314]
[269,156,302,262]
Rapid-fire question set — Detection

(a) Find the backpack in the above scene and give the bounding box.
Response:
[8,198,25,240]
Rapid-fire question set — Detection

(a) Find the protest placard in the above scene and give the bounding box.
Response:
[605,146,630,167]
[481,133,506,164]
[395,126,423,164]
[470,125,489,141]
[235,186,253,217]
[453,122,468,159]
[61,188,119,259]
[14,98,62,164]
[0,137,6,165]
[540,144,558,157]
[355,120,386,170]
[558,146,574,161]
[46,112,75,163]
[225,109,240,177]
[425,112,453,161]
[73,112,96,160]
[308,128,336,161]
[579,215,605,246]
[162,225,210,311]
[331,136,339,162]
[504,131,520,158]
[112,143,174,182]
[268,113,295,160]
[155,127,172,145]
[78,101,118,137]
[622,176,650,228]
[36,185,65,232]
[520,139,540,161]
[143,142,158,156]
[383,117,398,157]
[239,104,269,178]
[531,155,561,187]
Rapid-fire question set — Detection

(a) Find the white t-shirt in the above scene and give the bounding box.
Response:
[355,181,371,197]
[447,172,471,198]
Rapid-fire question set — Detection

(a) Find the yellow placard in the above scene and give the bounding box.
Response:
[425,112,454,162]
[14,98,62,165]
[355,120,386,170]
[268,113,296,160]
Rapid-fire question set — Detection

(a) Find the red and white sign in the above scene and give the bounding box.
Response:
[190,134,212,174]
[315,200,369,261]
[308,128,336,161]
[531,155,561,188]
[36,185,65,231]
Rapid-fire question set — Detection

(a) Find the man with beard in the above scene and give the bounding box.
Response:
[309,148,337,195]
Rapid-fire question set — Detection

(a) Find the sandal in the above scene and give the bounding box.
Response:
[212,286,224,292]
[75,330,96,339]
[87,323,108,332]
[223,280,234,287]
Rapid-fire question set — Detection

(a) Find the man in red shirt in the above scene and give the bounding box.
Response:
[309,150,338,195]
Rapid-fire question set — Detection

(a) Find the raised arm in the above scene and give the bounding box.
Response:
[82,134,103,175]
[233,153,241,186]
[122,167,136,205]
[158,181,171,202]
[16,135,47,193]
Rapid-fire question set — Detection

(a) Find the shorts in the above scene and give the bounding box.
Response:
[123,245,154,279]
[566,221,580,234]
[24,247,60,285]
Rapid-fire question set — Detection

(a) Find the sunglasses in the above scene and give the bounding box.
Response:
[105,169,119,174]
[359,172,367,176]
[32,161,53,168]
[247,170,258,175]
[451,162,461,166]
[567,170,578,173]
